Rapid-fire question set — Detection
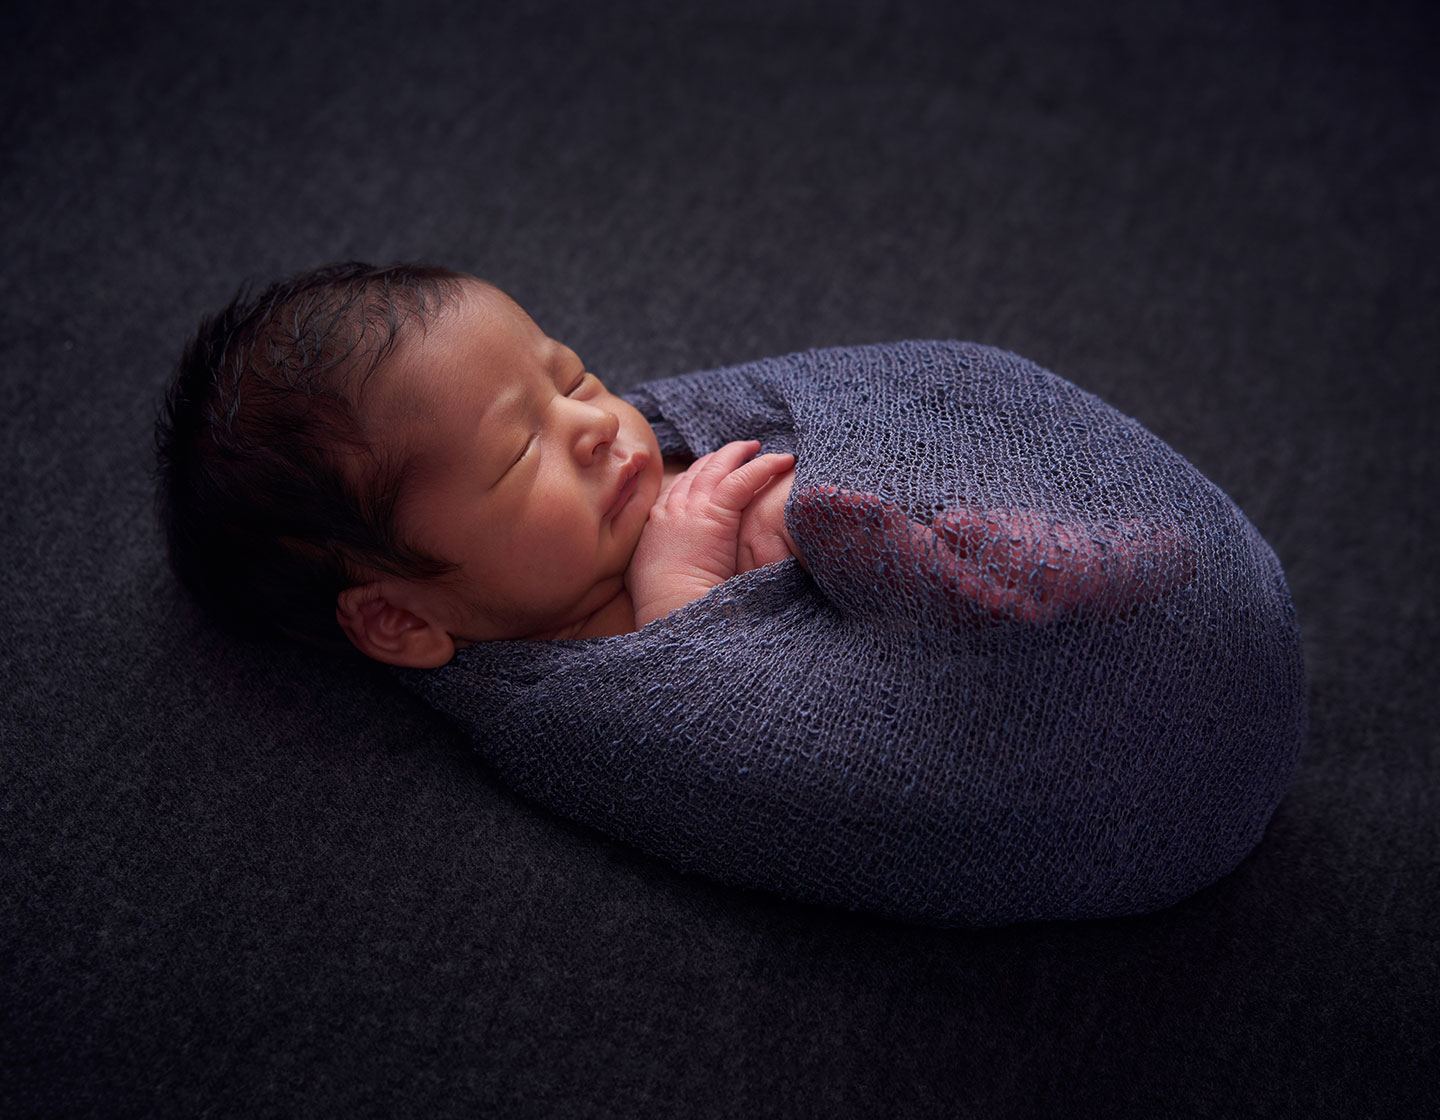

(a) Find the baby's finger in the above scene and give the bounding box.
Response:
[660,442,755,510]
[711,452,795,513]
[660,465,695,511]
[680,440,763,503]
[703,440,763,474]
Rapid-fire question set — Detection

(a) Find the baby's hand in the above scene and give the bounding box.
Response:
[736,465,801,574]
[628,441,796,627]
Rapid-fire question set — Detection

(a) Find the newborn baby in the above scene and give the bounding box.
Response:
[327,273,800,663]
[157,261,1182,666]
[157,260,800,659]
[157,260,1304,927]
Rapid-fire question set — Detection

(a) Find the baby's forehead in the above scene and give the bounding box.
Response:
[442,279,553,356]
[454,275,540,326]
[365,280,556,427]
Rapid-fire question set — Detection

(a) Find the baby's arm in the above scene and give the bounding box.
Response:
[789,487,1196,624]
[627,441,796,627]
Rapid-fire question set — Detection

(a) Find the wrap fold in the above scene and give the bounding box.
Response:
[398,341,1305,926]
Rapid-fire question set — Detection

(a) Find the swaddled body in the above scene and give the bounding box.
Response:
[399,340,1305,927]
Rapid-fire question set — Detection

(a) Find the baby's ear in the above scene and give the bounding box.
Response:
[335,583,456,669]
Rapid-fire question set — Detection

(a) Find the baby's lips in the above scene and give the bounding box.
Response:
[604,451,650,519]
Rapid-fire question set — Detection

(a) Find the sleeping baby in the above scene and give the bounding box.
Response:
[319,271,802,661]
[157,261,1181,664]
[157,261,1306,927]
[157,260,806,659]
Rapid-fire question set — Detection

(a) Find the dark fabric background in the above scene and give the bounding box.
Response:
[3,1,1436,1116]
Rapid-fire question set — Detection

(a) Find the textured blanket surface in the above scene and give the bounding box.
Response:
[399,341,1305,926]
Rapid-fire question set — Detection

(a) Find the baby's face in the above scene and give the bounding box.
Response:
[365,280,663,642]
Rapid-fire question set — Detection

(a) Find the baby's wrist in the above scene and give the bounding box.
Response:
[631,573,725,627]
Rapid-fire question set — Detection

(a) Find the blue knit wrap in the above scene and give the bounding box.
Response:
[397,341,1305,926]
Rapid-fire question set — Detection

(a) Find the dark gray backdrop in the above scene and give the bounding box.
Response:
[4,1,1436,1116]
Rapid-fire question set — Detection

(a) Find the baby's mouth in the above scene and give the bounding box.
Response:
[605,452,650,520]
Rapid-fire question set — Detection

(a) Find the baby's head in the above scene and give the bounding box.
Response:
[156,262,663,666]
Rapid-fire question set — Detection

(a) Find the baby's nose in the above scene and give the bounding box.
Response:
[573,404,620,462]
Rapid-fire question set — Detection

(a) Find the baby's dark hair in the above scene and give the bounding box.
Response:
[155,260,469,651]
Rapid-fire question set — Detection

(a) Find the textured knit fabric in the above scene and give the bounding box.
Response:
[397,341,1306,926]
